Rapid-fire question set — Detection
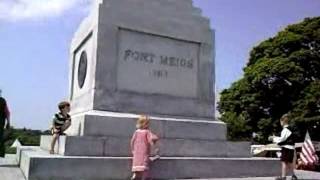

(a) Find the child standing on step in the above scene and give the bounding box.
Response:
[269,114,298,180]
[50,101,71,154]
[130,115,159,180]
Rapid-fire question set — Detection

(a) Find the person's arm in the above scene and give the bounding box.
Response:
[51,114,58,131]
[147,130,159,146]
[151,132,159,143]
[273,128,292,144]
[130,132,137,154]
[5,104,10,129]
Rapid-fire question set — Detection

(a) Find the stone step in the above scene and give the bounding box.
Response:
[67,111,227,141]
[40,135,250,157]
[19,147,280,180]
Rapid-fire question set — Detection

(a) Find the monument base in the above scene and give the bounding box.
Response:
[39,135,251,157]
[64,110,227,140]
[17,146,281,180]
[39,111,250,158]
[16,111,281,179]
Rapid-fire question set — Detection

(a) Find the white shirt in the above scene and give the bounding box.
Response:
[273,125,294,149]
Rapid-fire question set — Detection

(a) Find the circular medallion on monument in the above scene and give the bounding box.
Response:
[78,50,88,89]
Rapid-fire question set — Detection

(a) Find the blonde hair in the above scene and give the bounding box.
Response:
[136,115,150,129]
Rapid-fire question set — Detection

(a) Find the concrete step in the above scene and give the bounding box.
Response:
[67,111,227,141]
[19,147,280,180]
[0,154,18,166]
[40,135,250,157]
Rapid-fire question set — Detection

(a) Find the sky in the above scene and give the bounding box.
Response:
[0,0,320,130]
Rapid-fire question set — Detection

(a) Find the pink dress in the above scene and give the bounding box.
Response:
[131,129,158,172]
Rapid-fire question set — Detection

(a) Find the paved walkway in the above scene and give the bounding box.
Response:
[182,170,320,179]
[1,154,319,180]
[178,170,320,180]
[0,155,25,180]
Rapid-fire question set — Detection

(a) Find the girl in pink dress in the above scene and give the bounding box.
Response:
[130,115,159,180]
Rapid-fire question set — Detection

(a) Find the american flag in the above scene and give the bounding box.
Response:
[301,131,319,165]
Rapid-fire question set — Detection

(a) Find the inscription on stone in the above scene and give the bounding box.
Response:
[117,29,199,98]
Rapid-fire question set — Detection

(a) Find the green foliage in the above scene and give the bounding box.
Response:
[223,112,252,141]
[218,17,320,143]
[4,127,44,154]
[5,147,16,154]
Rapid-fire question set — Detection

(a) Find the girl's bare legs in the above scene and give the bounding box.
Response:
[141,172,147,180]
[141,171,148,180]
[132,172,144,180]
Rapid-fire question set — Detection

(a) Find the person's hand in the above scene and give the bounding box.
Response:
[268,135,274,142]
[154,148,160,155]
[53,128,60,134]
[5,122,10,130]
[151,133,159,143]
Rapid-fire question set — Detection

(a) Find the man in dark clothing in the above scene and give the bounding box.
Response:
[0,91,11,157]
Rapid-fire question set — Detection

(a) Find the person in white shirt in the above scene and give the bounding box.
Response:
[269,114,298,180]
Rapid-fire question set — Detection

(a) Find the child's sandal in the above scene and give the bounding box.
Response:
[130,173,136,180]
[150,155,160,162]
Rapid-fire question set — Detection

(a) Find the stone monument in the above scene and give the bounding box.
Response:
[16,0,280,179]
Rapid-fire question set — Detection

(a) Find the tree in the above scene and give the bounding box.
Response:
[5,127,44,154]
[218,17,320,143]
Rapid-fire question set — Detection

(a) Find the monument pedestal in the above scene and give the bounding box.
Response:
[16,111,281,180]
[38,111,250,158]
[17,147,280,180]
[17,0,281,179]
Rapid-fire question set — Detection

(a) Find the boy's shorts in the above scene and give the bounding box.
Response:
[51,127,65,135]
[281,147,294,163]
